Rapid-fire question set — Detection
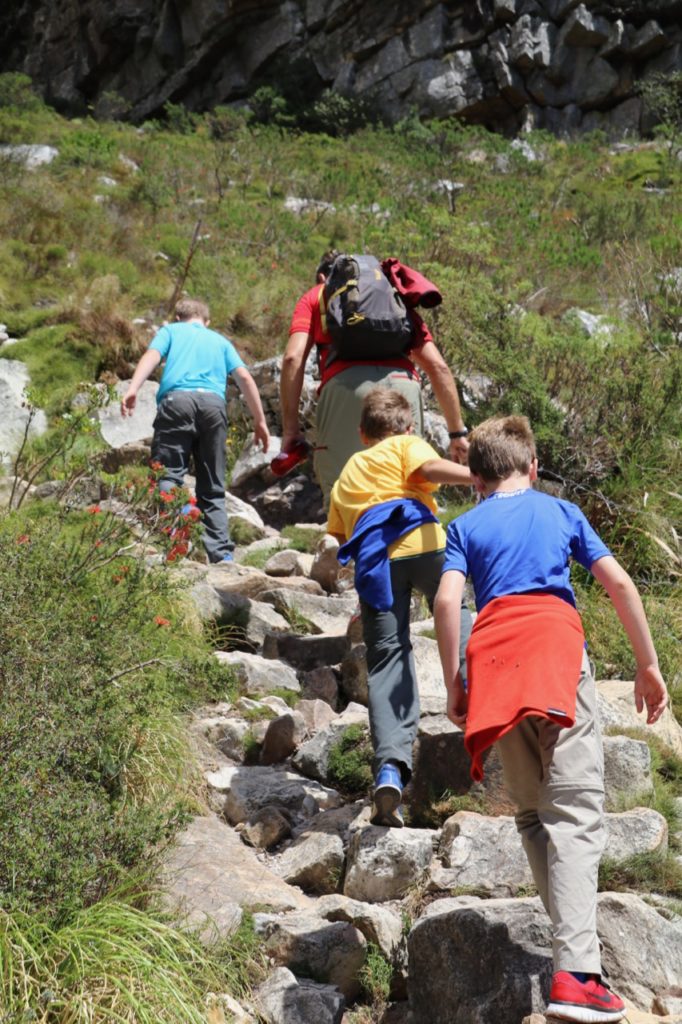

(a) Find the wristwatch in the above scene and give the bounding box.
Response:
[448,428,469,439]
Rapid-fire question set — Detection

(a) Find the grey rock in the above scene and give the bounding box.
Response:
[417,53,485,118]
[0,144,58,168]
[264,589,356,636]
[274,831,345,894]
[436,812,534,897]
[297,698,338,736]
[604,807,668,860]
[254,967,344,1024]
[413,635,449,714]
[603,735,654,810]
[99,380,157,448]
[241,806,292,849]
[200,593,289,648]
[263,632,348,671]
[565,308,615,339]
[226,490,267,535]
[0,359,48,462]
[344,825,437,903]
[494,0,517,22]
[309,533,343,592]
[599,19,626,58]
[560,5,610,48]
[597,892,682,1008]
[161,815,310,942]
[292,706,370,785]
[205,764,342,823]
[263,548,309,577]
[260,711,308,765]
[339,643,369,706]
[215,650,301,695]
[408,6,447,60]
[190,708,251,761]
[99,440,151,473]
[408,896,553,1023]
[299,666,341,707]
[316,893,404,960]
[627,20,667,61]
[253,910,366,999]
[597,679,682,756]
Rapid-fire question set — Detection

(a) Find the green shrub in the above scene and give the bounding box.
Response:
[327,724,373,795]
[0,502,228,917]
[59,126,118,167]
[599,852,682,898]
[0,72,43,111]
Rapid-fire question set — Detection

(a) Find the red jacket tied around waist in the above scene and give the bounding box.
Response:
[464,594,586,781]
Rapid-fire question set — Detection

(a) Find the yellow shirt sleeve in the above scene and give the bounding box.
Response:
[326,490,346,538]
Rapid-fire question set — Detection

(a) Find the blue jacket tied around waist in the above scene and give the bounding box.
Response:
[337,499,439,611]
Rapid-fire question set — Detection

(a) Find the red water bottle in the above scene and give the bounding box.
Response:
[270,439,310,477]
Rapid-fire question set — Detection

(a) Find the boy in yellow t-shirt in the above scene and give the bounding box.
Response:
[327,387,473,826]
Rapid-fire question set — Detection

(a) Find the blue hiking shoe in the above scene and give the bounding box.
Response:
[370,763,404,828]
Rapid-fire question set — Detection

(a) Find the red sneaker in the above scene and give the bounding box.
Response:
[547,972,626,1023]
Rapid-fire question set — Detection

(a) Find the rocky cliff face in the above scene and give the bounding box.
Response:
[1,0,682,134]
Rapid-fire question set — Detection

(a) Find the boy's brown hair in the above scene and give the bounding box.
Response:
[468,415,536,481]
[175,298,210,322]
[360,387,414,441]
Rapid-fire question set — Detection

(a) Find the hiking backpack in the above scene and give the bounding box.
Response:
[320,254,414,363]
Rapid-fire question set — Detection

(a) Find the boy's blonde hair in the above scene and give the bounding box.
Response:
[175,298,210,322]
[468,415,536,481]
[360,387,413,440]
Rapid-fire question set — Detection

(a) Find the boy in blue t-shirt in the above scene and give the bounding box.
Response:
[121,298,269,562]
[434,415,667,1024]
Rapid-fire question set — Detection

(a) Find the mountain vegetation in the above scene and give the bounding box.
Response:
[0,72,680,1020]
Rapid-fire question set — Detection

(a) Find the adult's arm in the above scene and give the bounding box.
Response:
[280,330,315,451]
[120,348,162,416]
[410,459,472,487]
[233,366,270,451]
[591,555,667,724]
[434,569,468,726]
[410,339,469,463]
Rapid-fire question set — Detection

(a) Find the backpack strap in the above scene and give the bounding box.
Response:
[318,283,328,335]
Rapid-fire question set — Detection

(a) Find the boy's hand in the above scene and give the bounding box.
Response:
[634,665,668,724]
[253,419,270,452]
[120,389,137,417]
[446,673,468,728]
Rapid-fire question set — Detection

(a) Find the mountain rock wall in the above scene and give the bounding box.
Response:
[1,0,682,134]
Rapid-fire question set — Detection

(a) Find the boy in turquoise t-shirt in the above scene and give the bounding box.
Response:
[327,387,472,826]
[121,298,269,562]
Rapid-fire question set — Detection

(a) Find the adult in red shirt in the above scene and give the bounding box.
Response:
[280,250,470,505]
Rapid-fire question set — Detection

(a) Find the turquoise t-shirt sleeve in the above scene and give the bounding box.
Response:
[569,505,611,570]
[224,338,246,376]
[149,325,172,359]
[443,520,469,576]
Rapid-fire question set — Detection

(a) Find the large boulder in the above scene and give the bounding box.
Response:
[161,815,311,942]
[0,359,47,463]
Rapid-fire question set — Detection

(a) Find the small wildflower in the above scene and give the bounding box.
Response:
[158,492,174,504]
[16,534,30,545]
[88,505,101,514]
[154,616,171,627]
[94,539,103,548]
[149,460,164,471]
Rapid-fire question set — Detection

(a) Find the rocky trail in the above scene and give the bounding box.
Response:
[5,360,681,1023]
[156,495,682,1023]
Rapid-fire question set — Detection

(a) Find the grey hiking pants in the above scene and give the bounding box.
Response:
[151,389,233,562]
[360,550,472,783]
[495,651,605,973]
[314,364,423,507]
